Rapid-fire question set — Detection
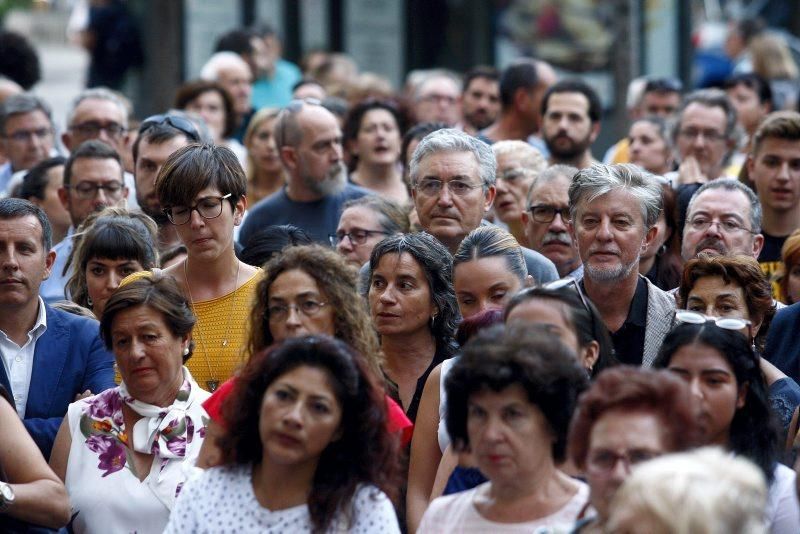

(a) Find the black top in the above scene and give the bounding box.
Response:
[584,276,648,366]
[759,231,787,263]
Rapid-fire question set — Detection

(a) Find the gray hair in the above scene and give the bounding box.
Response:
[199,51,250,82]
[672,88,739,145]
[0,92,52,133]
[412,69,462,101]
[527,164,579,204]
[568,163,663,228]
[66,88,128,128]
[687,179,762,233]
[492,140,547,173]
[408,128,496,190]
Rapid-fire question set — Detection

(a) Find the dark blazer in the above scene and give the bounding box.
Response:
[766,302,800,383]
[0,304,115,459]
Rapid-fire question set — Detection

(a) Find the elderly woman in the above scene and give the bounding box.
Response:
[157,143,261,392]
[566,366,701,533]
[165,336,401,532]
[368,232,459,422]
[65,208,158,318]
[242,108,285,204]
[49,273,209,534]
[418,324,589,531]
[678,253,800,431]
[333,195,410,269]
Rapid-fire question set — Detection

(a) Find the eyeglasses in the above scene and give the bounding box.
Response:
[686,215,756,235]
[418,94,457,106]
[69,121,126,139]
[414,178,482,197]
[528,205,571,224]
[267,299,329,322]
[329,229,389,247]
[586,448,661,475]
[644,77,683,94]
[3,127,54,143]
[65,181,125,200]
[163,194,231,225]
[497,168,533,183]
[677,128,727,142]
[139,114,201,142]
[674,310,751,333]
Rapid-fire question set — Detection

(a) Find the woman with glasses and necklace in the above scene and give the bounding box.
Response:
[155,143,261,393]
[654,321,800,533]
[677,253,800,433]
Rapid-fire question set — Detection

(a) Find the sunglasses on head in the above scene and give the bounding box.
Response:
[139,113,201,142]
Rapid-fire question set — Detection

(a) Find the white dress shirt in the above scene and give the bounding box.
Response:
[0,297,48,416]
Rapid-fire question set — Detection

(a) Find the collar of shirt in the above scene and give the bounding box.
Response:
[0,297,49,346]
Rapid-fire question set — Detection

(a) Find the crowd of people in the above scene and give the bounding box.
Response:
[1,16,800,534]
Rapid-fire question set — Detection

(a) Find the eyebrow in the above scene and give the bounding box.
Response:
[269,291,320,302]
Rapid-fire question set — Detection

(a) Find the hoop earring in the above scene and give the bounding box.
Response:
[87,296,93,307]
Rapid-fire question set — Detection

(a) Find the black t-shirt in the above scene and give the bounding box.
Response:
[583,277,649,366]
[759,232,788,298]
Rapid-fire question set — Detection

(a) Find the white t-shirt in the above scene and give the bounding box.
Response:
[164,463,400,533]
[767,463,800,534]
[418,480,589,534]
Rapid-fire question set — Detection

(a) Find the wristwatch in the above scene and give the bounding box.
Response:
[0,481,14,512]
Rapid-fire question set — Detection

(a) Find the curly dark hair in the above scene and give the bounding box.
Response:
[174,79,237,139]
[653,323,779,483]
[342,99,405,172]
[220,335,400,533]
[445,323,589,462]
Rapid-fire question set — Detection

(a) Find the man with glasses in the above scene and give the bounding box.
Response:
[238,100,370,245]
[409,128,558,284]
[0,93,55,195]
[491,140,547,244]
[40,141,127,302]
[568,163,674,367]
[412,71,462,127]
[523,164,583,279]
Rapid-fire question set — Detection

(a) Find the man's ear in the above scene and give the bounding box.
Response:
[589,122,601,144]
[280,146,298,171]
[57,187,70,210]
[642,225,658,252]
[483,185,496,212]
[752,233,764,259]
[43,250,56,279]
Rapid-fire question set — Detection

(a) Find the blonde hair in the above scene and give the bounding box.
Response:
[607,447,767,534]
[750,33,799,80]
[243,107,282,183]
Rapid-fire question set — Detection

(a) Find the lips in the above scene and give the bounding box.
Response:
[131,367,154,375]
[274,431,302,447]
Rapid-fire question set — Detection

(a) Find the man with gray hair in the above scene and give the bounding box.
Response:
[201,51,254,140]
[412,70,462,127]
[410,128,558,283]
[566,163,674,366]
[0,93,55,194]
[238,100,370,245]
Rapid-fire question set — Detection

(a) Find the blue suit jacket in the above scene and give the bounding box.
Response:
[765,302,800,383]
[0,305,115,459]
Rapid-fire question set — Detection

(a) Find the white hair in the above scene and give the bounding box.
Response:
[199,51,249,81]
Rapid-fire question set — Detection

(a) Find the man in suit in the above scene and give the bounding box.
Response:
[567,163,675,366]
[0,198,114,458]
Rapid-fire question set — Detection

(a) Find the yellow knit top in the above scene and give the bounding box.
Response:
[186,269,262,391]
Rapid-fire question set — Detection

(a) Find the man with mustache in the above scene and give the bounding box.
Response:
[542,80,602,170]
[567,163,674,366]
[523,164,583,278]
[238,100,370,245]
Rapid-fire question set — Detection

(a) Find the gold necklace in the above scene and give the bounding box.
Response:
[183,258,241,392]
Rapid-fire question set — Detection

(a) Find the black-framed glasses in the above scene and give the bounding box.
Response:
[69,121,126,139]
[329,229,389,247]
[65,181,125,200]
[643,77,683,94]
[586,448,661,475]
[674,310,752,334]
[414,178,481,197]
[686,215,756,235]
[139,114,201,142]
[528,205,571,224]
[267,299,329,322]
[3,127,54,143]
[677,128,727,142]
[163,193,231,225]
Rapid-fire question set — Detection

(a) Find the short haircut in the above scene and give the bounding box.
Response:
[65,87,128,128]
[453,226,527,282]
[568,163,663,228]
[214,29,256,56]
[132,111,202,164]
[174,79,237,138]
[723,72,773,106]
[341,196,410,235]
[445,323,589,461]
[672,88,738,142]
[542,79,602,124]
[499,59,538,108]
[18,156,66,202]
[63,140,123,187]
[463,65,499,93]
[155,143,246,210]
[750,110,800,156]
[492,140,547,177]
[0,197,52,251]
[273,100,329,150]
[0,92,52,134]
[686,178,762,233]
[567,366,701,470]
[527,164,578,205]
[100,271,196,360]
[408,128,496,189]
[238,224,313,268]
[400,121,448,165]
[413,70,461,101]
[199,51,250,82]
[0,31,41,90]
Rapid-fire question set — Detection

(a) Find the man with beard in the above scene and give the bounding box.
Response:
[680,178,764,263]
[39,141,128,302]
[542,80,602,169]
[238,100,370,244]
[566,163,674,366]
[457,66,500,136]
[131,112,202,252]
[523,164,583,278]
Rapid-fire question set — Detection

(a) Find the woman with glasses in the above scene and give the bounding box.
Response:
[156,143,261,393]
[417,324,590,532]
[653,321,800,533]
[333,195,409,268]
[566,366,701,533]
[343,99,408,203]
[678,253,800,432]
[242,108,286,204]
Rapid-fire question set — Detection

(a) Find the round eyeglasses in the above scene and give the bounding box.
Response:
[163,194,231,225]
